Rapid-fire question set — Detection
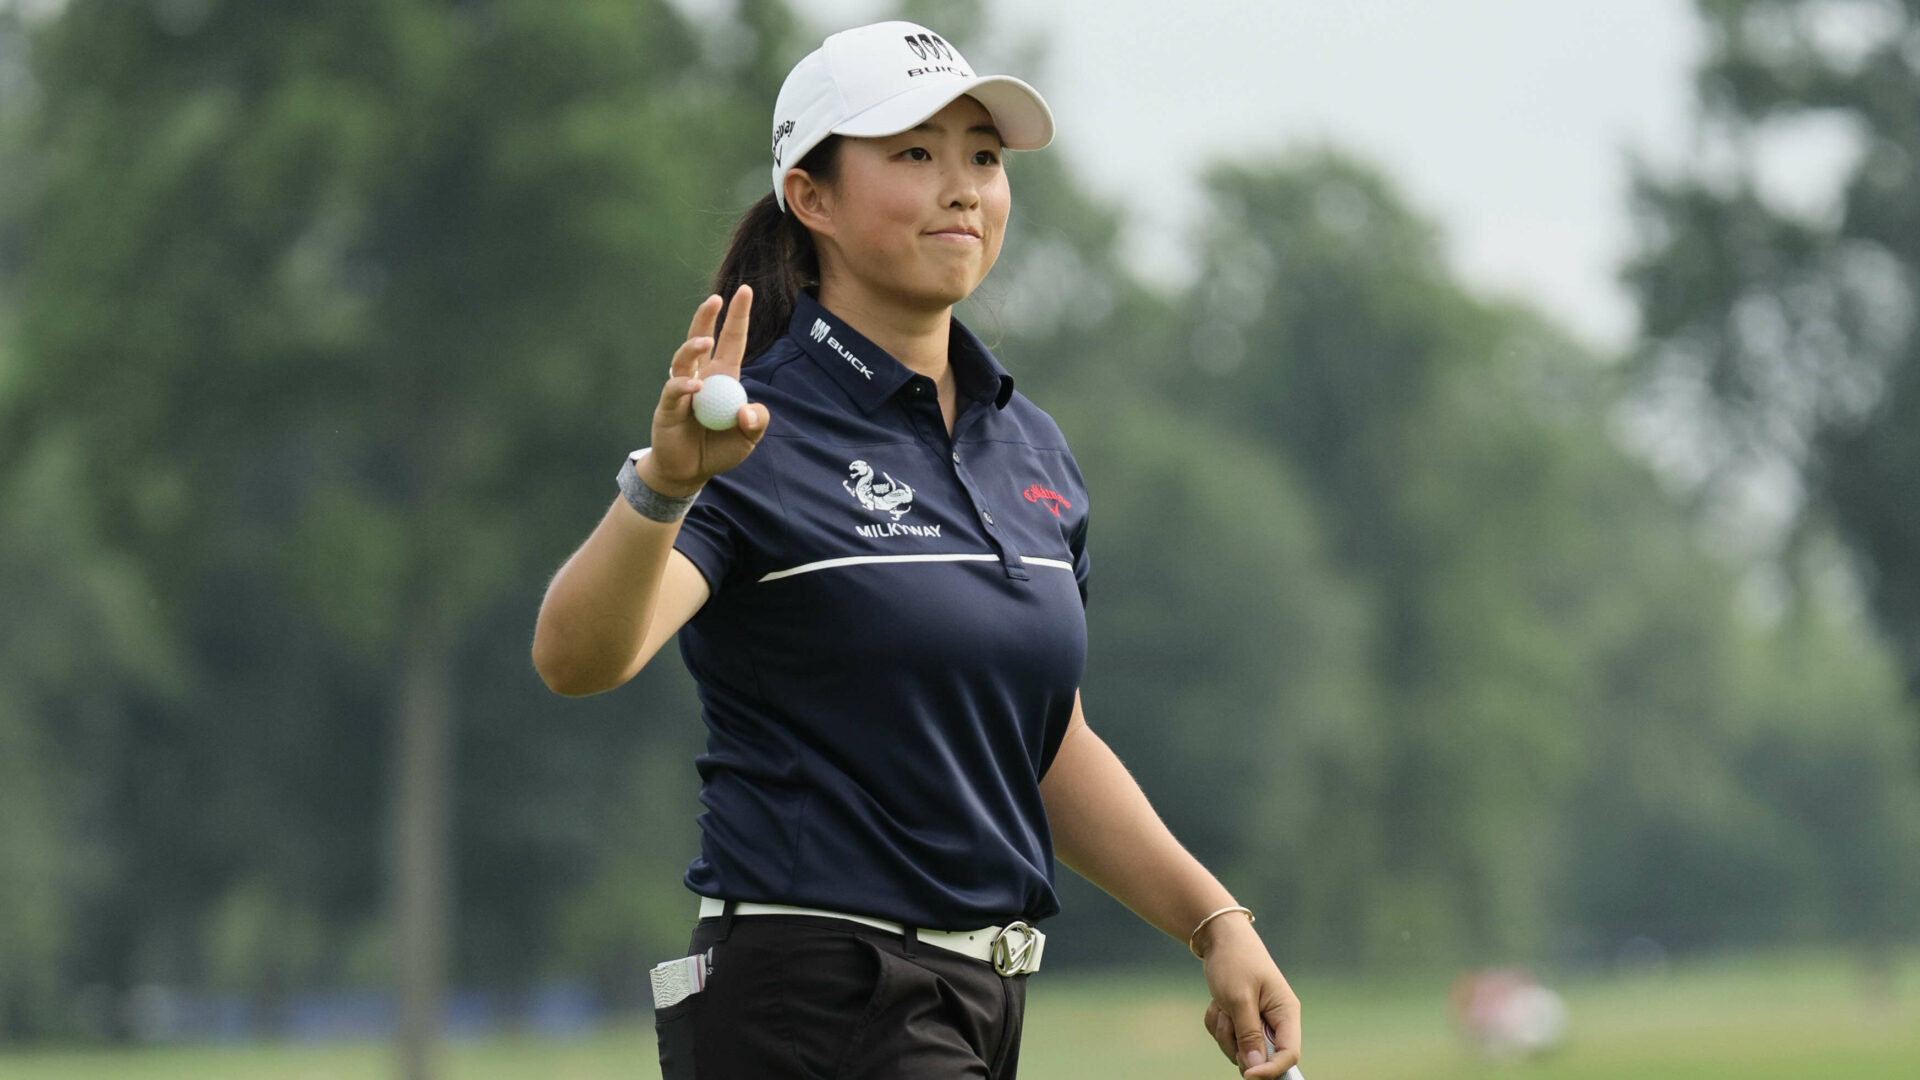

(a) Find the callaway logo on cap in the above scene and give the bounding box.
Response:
[770,21,1056,211]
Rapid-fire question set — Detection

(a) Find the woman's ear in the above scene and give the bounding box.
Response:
[784,169,834,237]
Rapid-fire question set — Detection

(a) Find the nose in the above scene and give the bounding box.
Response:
[942,160,981,211]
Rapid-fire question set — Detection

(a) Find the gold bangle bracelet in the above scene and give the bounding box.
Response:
[1188,905,1255,958]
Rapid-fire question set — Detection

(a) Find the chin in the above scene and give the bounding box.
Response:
[892,277,981,312]
[853,253,992,312]
[932,264,997,305]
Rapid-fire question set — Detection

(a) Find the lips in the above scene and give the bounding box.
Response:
[927,226,982,240]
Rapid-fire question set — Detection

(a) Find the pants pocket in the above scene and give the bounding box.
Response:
[654,997,696,1080]
[824,938,893,1078]
[760,931,888,1079]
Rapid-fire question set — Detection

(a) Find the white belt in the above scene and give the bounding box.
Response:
[697,896,1045,976]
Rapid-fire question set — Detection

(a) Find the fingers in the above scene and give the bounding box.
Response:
[655,373,700,430]
[685,294,721,345]
[671,296,722,381]
[711,284,754,376]
[1228,996,1275,1077]
[736,402,771,440]
[669,333,715,382]
[1204,1001,1237,1065]
[1245,1006,1302,1079]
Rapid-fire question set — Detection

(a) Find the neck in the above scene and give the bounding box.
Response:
[816,280,953,383]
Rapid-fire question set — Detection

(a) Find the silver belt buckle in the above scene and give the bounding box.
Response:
[990,921,1038,976]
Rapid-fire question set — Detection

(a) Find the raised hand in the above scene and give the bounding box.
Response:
[637,285,773,498]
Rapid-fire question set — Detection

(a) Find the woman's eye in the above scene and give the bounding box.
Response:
[903,147,931,161]
[973,150,1001,166]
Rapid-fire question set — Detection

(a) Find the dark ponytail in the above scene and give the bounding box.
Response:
[712,136,843,364]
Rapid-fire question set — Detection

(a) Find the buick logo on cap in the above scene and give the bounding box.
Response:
[903,32,955,62]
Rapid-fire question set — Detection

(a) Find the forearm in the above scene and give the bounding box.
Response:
[1040,703,1240,949]
[531,470,688,695]
[533,288,770,697]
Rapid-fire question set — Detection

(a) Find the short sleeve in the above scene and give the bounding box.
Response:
[671,464,767,597]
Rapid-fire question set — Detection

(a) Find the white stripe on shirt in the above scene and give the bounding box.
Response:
[758,553,1075,584]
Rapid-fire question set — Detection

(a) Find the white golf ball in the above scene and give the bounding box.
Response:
[692,373,748,431]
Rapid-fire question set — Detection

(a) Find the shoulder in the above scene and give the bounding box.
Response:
[739,336,810,397]
[738,336,850,417]
[734,338,887,455]
[993,388,1076,456]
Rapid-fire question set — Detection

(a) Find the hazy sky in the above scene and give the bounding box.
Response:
[719,1,1717,349]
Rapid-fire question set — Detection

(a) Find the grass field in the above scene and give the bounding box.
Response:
[3,948,1913,1079]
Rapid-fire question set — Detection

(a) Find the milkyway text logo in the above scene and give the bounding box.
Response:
[810,319,831,343]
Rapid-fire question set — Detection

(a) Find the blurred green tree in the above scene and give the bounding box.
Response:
[0,407,181,1036]
[3,0,781,1066]
[1150,150,1920,963]
[1160,155,1615,961]
[1626,0,1920,724]
[3,0,1917,1050]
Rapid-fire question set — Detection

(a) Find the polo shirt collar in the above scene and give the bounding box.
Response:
[789,291,1015,414]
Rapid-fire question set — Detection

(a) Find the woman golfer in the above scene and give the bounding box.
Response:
[532,20,1301,1079]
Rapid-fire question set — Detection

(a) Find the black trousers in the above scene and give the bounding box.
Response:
[654,908,1027,1079]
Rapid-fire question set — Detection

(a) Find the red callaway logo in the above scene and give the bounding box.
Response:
[1023,484,1071,517]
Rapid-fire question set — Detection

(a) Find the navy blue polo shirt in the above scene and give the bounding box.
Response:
[671,291,1090,929]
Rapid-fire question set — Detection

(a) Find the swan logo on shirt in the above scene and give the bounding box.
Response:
[845,460,914,519]
[844,459,941,538]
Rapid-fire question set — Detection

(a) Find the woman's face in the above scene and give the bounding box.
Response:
[804,95,1010,313]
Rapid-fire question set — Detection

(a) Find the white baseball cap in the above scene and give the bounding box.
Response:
[770,21,1055,211]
